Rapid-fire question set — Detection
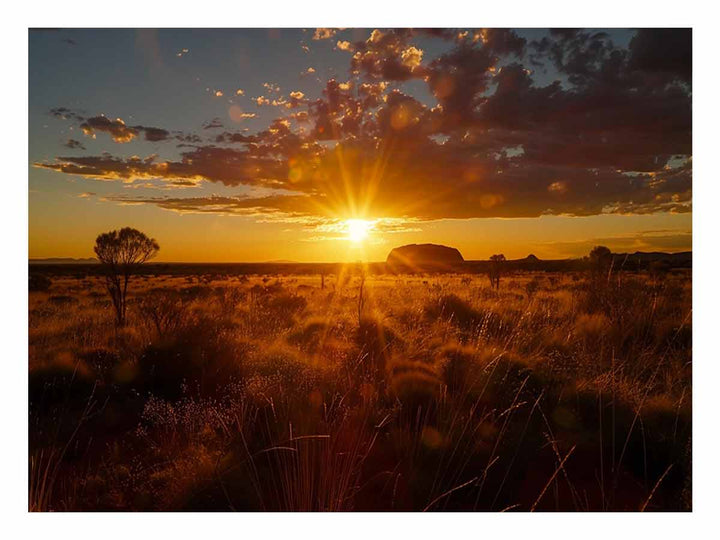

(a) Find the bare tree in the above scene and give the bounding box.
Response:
[488,254,506,290]
[94,228,159,326]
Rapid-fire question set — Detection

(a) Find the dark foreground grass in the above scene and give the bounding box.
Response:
[28,270,691,511]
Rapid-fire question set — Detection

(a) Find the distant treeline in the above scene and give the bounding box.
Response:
[28,251,691,278]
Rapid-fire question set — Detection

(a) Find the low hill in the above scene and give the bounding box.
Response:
[386,244,464,271]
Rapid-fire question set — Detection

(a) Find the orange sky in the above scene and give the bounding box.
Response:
[29,29,692,262]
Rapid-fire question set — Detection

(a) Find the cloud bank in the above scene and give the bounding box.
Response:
[36,28,692,222]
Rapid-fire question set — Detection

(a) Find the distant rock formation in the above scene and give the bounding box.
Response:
[386,244,464,272]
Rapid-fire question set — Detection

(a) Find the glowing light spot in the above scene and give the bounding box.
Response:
[346,219,373,243]
[391,103,412,130]
[480,193,504,209]
[548,181,568,194]
[229,105,255,122]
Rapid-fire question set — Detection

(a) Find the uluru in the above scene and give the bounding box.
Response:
[386,243,464,271]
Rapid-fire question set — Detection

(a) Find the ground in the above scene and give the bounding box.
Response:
[28,268,692,511]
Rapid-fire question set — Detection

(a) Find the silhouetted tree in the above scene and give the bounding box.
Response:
[94,227,159,326]
[589,245,613,278]
[488,254,506,289]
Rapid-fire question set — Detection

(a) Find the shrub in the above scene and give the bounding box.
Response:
[574,313,610,342]
[245,286,307,332]
[137,289,188,338]
[354,316,399,376]
[29,274,52,292]
[423,294,480,330]
[288,317,333,351]
[387,356,443,422]
[29,353,96,417]
[48,295,77,306]
[438,343,479,394]
[136,317,247,399]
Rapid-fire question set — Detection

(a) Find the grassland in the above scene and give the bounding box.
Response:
[28,268,691,511]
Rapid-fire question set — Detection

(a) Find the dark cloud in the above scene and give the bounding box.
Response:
[175,132,202,144]
[79,115,171,143]
[203,118,224,130]
[63,138,85,150]
[628,28,691,83]
[50,109,174,143]
[37,28,692,222]
[479,28,527,57]
[80,116,138,143]
[49,107,83,121]
[138,126,171,142]
[214,131,258,144]
[347,29,425,81]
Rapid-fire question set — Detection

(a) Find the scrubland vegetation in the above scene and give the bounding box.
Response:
[28,268,691,511]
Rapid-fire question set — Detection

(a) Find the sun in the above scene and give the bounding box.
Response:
[346,219,373,243]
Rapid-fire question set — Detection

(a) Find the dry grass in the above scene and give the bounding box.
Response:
[28,269,692,511]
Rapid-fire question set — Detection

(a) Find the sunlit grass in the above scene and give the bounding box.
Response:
[28,269,692,511]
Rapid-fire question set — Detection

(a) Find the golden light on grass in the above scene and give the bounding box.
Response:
[345,219,373,243]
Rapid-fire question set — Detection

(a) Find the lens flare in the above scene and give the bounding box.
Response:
[346,219,373,243]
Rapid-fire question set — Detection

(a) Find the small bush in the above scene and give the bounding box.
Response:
[29,274,52,292]
[137,289,189,338]
[355,316,399,376]
[136,317,247,399]
[423,294,480,330]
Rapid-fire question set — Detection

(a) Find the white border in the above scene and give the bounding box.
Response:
[4,2,719,538]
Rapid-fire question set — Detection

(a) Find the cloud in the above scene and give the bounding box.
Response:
[348,29,426,81]
[628,29,691,83]
[38,28,692,223]
[80,116,138,143]
[228,106,256,122]
[102,193,321,217]
[64,138,85,150]
[51,111,173,143]
[138,125,172,142]
[203,118,224,130]
[49,107,84,121]
[312,28,337,41]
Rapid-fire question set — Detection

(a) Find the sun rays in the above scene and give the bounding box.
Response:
[345,219,374,243]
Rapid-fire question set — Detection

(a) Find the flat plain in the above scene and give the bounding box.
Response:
[28,267,692,511]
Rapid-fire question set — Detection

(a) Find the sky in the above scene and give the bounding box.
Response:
[28,28,692,262]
